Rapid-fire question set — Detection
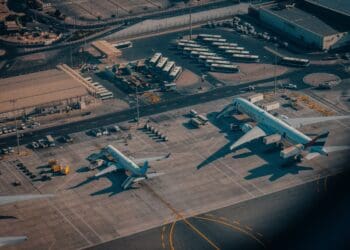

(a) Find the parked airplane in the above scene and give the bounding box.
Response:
[0,194,54,248]
[217,97,350,161]
[92,145,170,189]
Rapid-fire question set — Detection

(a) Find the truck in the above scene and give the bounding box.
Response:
[46,135,55,147]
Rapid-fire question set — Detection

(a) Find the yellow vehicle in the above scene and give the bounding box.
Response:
[60,166,70,175]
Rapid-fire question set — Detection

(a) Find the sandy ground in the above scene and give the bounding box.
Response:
[210,63,289,85]
[303,73,341,87]
[176,69,200,88]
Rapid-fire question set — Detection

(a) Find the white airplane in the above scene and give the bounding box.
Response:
[0,194,54,248]
[93,145,170,189]
[217,97,350,161]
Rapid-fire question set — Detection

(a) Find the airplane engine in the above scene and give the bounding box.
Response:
[240,123,253,133]
[280,144,304,159]
[263,134,281,145]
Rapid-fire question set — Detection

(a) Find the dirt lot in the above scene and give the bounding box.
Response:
[210,63,290,85]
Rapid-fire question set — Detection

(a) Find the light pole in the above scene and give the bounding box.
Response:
[135,85,140,126]
[190,6,192,40]
[273,44,278,95]
[11,100,20,155]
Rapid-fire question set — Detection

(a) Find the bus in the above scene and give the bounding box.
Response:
[201,37,227,43]
[231,54,260,62]
[197,34,222,39]
[210,64,239,73]
[205,59,231,67]
[224,50,250,55]
[179,39,197,44]
[177,42,202,48]
[114,41,132,49]
[198,56,224,62]
[212,42,238,47]
[183,47,209,54]
[218,46,244,51]
[196,52,217,57]
[280,56,310,67]
[99,92,114,100]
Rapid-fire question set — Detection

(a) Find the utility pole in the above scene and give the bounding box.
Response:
[11,100,20,155]
[190,6,192,40]
[274,53,277,95]
[273,43,278,95]
[135,86,140,126]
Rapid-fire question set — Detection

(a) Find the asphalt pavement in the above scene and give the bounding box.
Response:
[85,170,350,250]
[1,60,347,147]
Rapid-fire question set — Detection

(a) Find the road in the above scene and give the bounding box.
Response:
[11,2,248,57]
[85,171,350,250]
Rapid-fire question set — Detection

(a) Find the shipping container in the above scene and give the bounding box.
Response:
[248,93,263,103]
[169,66,182,80]
[163,61,175,74]
[262,102,280,111]
[150,53,162,65]
[156,57,168,69]
[263,134,281,145]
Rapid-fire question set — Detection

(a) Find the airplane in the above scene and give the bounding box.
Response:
[0,194,54,248]
[91,145,170,190]
[216,97,350,162]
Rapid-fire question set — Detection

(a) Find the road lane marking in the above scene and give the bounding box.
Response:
[195,216,265,248]
[182,218,220,250]
[169,221,177,250]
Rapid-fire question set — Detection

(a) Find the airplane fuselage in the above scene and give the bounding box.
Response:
[106,145,143,175]
[233,98,311,145]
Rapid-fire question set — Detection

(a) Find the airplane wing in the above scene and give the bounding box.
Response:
[0,194,54,206]
[95,164,118,177]
[131,153,171,165]
[230,125,268,151]
[284,115,350,128]
[0,236,27,247]
[305,145,350,160]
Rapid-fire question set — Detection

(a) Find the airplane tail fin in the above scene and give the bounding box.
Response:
[140,161,149,175]
[305,130,329,148]
[305,130,329,156]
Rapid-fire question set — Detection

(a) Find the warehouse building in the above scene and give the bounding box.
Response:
[251,1,350,50]
[0,67,97,120]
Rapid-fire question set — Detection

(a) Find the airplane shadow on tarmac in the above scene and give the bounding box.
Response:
[196,111,314,181]
[245,164,313,182]
[70,170,128,197]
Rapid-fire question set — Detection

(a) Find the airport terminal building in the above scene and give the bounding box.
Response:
[251,0,350,50]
